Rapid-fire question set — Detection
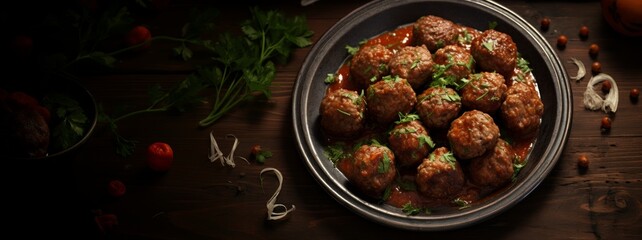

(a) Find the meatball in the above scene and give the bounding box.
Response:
[389,45,434,90]
[366,76,417,125]
[455,25,482,50]
[500,81,544,138]
[470,29,518,81]
[460,72,507,113]
[416,86,461,129]
[447,110,499,160]
[348,144,397,198]
[413,15,459,52]
[350,44,394,88]
[388,116,433,167]
[0,107,50,158]
[468,139,514,187]
[416,147,465,199]
[432,45,475,85]
[319,88,366,139]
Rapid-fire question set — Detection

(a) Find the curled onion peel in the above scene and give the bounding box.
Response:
[569,58,586,81]
[260,168,296,220]
[208,132,249,167]
[583,73,618,113]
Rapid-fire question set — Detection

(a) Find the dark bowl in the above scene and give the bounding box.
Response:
[0,73,98,163]
[292,0,572,231]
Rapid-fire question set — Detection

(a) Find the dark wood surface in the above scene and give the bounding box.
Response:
[11,0,642,239]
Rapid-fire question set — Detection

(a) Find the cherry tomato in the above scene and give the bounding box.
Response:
[591,61,602,75]
[147,142,174,172]
[250,144,262,156]
[589,43,600,58]
[125,25,152,50]
[601,80,612,93]
[107,180,126,197]
[600,116,611,131]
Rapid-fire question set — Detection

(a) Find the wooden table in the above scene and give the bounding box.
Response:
[11,0,642,239]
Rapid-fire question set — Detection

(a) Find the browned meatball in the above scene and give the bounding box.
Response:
[366,76,417,125]
[388,115,434,167]
[389,45,433,90]
[416,147,465,199]
[500,81,544,138]
[416,86,461,129]
[455,25,482,50]
[319,88,366,139]
[348,144,397,198]
[468,139,514,187]
[470,29,517,81]
[432,45,475,85]
[0,107,50,158]
[460,72,507,113]
[413,15,459,52]
[447,110,499,160]
[350,44,394,88]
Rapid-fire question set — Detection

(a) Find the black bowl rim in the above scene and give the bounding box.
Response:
[3,75,99,161]
[292,0,572,231]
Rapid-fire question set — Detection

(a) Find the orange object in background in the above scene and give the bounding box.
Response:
[601,0,642,36]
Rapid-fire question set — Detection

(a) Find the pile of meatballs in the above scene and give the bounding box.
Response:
[319,15,544,206]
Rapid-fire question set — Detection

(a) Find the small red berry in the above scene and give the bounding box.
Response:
[591,61,602,75]
[577,155,589,168]
[540,18,551,31]
[557,35,568,49]
[250,144,262,156]
[600,116,611,131]
[601,80,612,93]
[147,142,174,172]
[589,43,600,58]
[125,25,152,50]
[630,88,640,100]
[579,26,589,39]
[107,180,126,197]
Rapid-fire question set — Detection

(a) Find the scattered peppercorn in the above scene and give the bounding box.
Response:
[600,116,611,131]
[589,43,600,58]
[557,35,568,49]
[631,88,640,100]
[591,61,601,75]
[579,26,589,39]
[577,154,589,168]
[601,80,612,93]
[540,18,551,31]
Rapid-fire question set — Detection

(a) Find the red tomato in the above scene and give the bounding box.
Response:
[147,142,174,171]
[107,180,126,197]
[124,25,152,50]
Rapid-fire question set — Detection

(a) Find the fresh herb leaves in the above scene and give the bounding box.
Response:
[43,93,88,152]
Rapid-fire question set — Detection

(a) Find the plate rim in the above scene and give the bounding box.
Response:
[292,0,572,231]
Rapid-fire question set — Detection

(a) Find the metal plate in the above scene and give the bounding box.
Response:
[292,0,571,231]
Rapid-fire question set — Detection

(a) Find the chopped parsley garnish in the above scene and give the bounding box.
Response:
[512,156,527,181]
[324,143,350,166]
[482,39,495,51]
[441,91,461,102]
[395,113,420,124]
[453,198,471,210]
[346,45,359,55]
[488,21,498,30]
[324,73,336,84]
[402,202,431,216]
[418,135,435,148]
[377,151,392,173]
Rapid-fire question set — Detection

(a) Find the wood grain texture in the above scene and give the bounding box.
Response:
[24,0,640,239]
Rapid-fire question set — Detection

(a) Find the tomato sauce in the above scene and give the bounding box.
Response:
[323,23,540,212]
